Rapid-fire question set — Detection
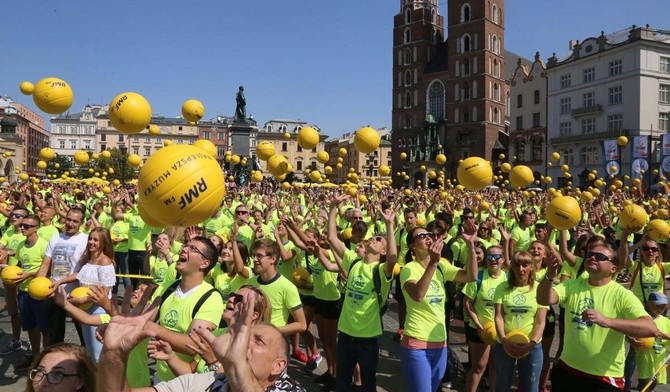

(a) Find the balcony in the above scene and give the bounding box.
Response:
[571,104,602,118]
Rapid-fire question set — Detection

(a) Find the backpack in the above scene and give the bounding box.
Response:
[158,280,220,322]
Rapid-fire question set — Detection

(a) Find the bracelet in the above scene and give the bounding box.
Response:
[530,340,538,346]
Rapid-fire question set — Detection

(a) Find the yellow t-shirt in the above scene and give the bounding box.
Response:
[209,264,251,300]
[462,270,507,329]
[493,283,548,341]
[246,273,302,328]
[554,278,649,377]
[629,260,670,303]
[636,315,670,383]
[400,259,460,342]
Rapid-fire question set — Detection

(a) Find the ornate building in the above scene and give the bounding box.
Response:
[391,0,514,186]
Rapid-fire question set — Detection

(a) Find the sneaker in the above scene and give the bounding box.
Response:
[292,349,309,363]
[15,356,33,371]
[1,340,22,355]
[350,384,363,392]
[440,381,452,391]
[315,371,335,384]
[305,354,323,372]
[393,328,404,341]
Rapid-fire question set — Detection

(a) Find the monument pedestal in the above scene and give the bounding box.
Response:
[229,121,258,157]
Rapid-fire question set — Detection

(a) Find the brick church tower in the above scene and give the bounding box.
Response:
[392,0,508,186]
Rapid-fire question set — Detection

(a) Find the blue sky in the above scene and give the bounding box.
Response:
[1,1,668,138]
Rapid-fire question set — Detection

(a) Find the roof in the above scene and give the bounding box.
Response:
[504,50,533,81]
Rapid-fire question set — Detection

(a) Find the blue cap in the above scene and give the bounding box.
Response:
[648,292,668,305]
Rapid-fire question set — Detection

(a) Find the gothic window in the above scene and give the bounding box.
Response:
[532,137,543,162]
[404,70,412,86]
[463,35,471,52]
[461,3,471,22]
[492,4,499,23]
[463,109,470,123]
[404,91,412,108]
[405,48,411,65]
[463,58,470,75]
[427,81,445,121]
[404,28,411,44]
[515,140,526,162]
[405,8,411,24]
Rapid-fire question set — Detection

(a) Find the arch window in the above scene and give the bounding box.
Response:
[463,34,471,52]
[404,70,412,86]
[461,3,471,22]
[463,109,470,123]
[404,91,413,108]
[404,28,411,44]
[492,4,499,23]
[472,107,478,121]
[493,83,500,101]
[427,81,445,121]
[532,137,544,162]
[404,48,411,65]
[491,35,499,54]
[405,8,412,24]
[463,58,470,75]
[515,140,526,162]
[493,59,499,77]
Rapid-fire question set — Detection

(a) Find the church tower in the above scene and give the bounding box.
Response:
[443,0,507,170]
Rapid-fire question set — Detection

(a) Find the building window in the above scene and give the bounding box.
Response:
[101,134,106,142]
[427,81,445,121]
[660,113,670,132]
[463,35,471,52]
[493,84,500,101]
[145,137,151,143]
[583,67,595,83]
[534,90,540,104]
[84,141,91,150]
[405,8,411,24]
[132,136,138,142]
[608,86,623,105]
[404,70,412,86]
[492,4,499,23]
[560,74,571,89]
[515,140,526,162]
[581,118,596,134]
[297,145,303,152]
[156,137,162,144]
[560,97,571,114]
[404,28,411,44]
[660,84,670,103]
[461,3,471,22]
[178,138,183,144]
[583,92,595,107]
[70,140,77,149]
[562,148,574,165]
[559,122,572,137]
[133,147,139,155]
[59,140,65,149]
[608,114,623,132]
[144,148,151,156]
[609,60,622,76]
[218,132,224,140]
[404,48,411,65]
[517,94,523,108]
[532,112,541,128]
[515,116,523,130]
[203,131,211,139]
[581,145,600,165]
[532,138,543,161]
[491,35,499,54]
[404,91,412,108]
[661,57,670,73]
[492,59,499,77]
[100,144,106,151]
[281,142,287,152]
[296,160,303,171]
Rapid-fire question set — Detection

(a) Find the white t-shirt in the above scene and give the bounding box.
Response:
[46,232,89,294]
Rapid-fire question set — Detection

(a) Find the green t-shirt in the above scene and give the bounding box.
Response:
[395,227,412,266]
[400,259,460,342]
[510,226,533,252]
[16,237,48,291]
[554,278,649,377]
[462,270,507,329]
[37,225,60,243]
[209,264,251,300]
[204,214,232,237]
[493,283,547,340]
[337,249,393,338]
[636,315,670,383]
[153,281,224,381]
[1,226,26,266]
[124,213,152,251]
[97,211,113,229]
[311,249,340,301]
[99,314,151,388]
[149,254,179,285]
[628,261,670,303]
[109,221,129,253]
[276,241,298,281]
[247,273,302,328]
[216,225,254,250]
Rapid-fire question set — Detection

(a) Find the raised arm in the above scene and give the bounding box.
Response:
[454,220,479,283]
[327,193,349,258]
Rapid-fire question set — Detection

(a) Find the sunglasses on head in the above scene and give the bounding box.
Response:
[586,251,611,262]
[485,254,503,261]
[643,246,659,252]
[414,232,434,241]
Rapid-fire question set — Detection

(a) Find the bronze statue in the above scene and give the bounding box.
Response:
[235,86,246,123]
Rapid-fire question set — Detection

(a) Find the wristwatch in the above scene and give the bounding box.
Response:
[208,362,221,372]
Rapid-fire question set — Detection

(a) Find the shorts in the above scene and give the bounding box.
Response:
[18,290,49,332]
[465,324,485,344]
[314,298,341,320]
[300,294,317,308]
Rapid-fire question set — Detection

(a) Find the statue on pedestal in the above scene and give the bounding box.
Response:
[234,86,247,123]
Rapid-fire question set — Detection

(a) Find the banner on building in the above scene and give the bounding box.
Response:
[661,134,670,179]
[602,139,620,177]
[631,136,651,193]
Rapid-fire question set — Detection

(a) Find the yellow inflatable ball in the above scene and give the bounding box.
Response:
[546,196,581,230]
[30,77,74,114]
[393,263,401,277]
[324,166,333,175]
[2,151,10,158]
[509,165,534,189]
[345,186,358,197]
[112,179,120,186]
[251,171,264,183]
[637,337,655,351]
[400,152,408,160]
[505,330,530,358]
[358,194,368,204]
[551,152,561,161]
[99,150,110,159]
[646,219,670,242]
[127,154,142,167]
[283,132,291,140]
[297,126,319,150]
[354,126,380,154]
[291,267,313,290]
[457,157,493,191]
[309,171,322,182]
[281,182,291,190]
[479,322,497,345]
[561,164,570,172]
[138,144,225,227]
[102,186,112,195]
[619,204,649,229]
[499,153,505,160]
[108,92,152,135]
[544,176,552,184]
[39,147,56,161]
[19,172,29,182]
[36,160,47,170]
[148,124,160,136]
[339,148,347,157]
[181,99,205,123]
[580,191,594,203]
[138,201,166,228]
[428,170,437,179]
[416,217,426,227]
[193,139,217,158]
[618,136,628,146]
[256,141,275,161]
[164,140,174,147]
[436,154,447,165]
[342,227,353,239]
[231,155,241,165]
[267,155,289,177]
[480,201,490,210]
[73,150,89,165]
[379,165,391,176]
[28,277,54,300]
[1,265,22,284]
[316,151,330,164]
[19,81,34,95]
[70,287,93,310]
[501,162,512,173]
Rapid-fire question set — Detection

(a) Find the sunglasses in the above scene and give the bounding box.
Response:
[235,210,249,215]
[586,251,611,262]
[10,213,25,219]
[485,254,503,261]
[371,236,384,242]
[19,223,37,229]
[414,232,434,241]
[230,293,245,304]
[643,246,659,252]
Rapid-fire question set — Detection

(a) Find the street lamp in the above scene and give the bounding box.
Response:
[366,154,374,192]
[119,144,128,186]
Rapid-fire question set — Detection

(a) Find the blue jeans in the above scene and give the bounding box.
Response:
[114,251,130,291]
[81,304,107,364]
[493,342,543,392]
[399,345,447,392]
[336,332,378,392]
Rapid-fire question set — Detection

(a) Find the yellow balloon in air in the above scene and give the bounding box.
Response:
[551,152,561,161]
[354,126,381,154]
[127,154,142,167]
[297,127,319,150]
[28,77,74,114]
[181,99,205,123]
[73,151,89,165]
[256,141,275,161]
[510,165,534,189]
[193,139,217,158]
[546,196,581,230]
[316,151,330,164]
[457,157,493,191]
[400,152,407,160]
[40,147,56,161]
[618,136,628,146]
[148,124,160,136]
[19,81,34,95]
[436,154,447,165]
[108,92,152,135]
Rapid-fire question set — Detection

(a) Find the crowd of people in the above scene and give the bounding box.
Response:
[1,179,670,392]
